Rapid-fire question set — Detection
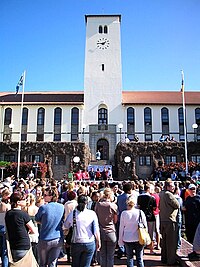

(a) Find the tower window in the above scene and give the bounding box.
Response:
[99,25,103,33]
[104,25,108,34]
[102,64,104,71]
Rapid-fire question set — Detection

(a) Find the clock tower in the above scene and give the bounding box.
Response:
[83,15,123,161]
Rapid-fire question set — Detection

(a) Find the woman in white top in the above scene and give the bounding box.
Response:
[64,194,101,267]
[118,197,147,267]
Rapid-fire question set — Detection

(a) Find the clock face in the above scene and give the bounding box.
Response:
[97,38,110,50]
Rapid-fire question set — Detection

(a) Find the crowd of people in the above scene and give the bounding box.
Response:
[65,166,113,182]
[0,174,200,266]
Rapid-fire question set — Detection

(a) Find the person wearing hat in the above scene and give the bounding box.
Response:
[183,183,200,244]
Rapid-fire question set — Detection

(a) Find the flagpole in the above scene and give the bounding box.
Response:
[17,70,26,179]
[181,70,188,175]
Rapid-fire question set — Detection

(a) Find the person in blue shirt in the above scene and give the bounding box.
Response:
[35,187,64,267]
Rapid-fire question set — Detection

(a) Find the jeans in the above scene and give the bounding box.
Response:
[177,222,182,249]
[0,225,8,267]
[38,238,63,267]
[71,241,95,267]
[11,249,29,262]
[124,241,144,267]
[100,231,116,267]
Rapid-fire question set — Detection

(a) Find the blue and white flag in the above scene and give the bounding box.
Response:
[16,75,24,94]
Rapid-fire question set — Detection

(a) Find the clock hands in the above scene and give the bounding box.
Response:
[97,41,106,45]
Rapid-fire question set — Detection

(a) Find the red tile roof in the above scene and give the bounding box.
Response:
[122,91,200,105]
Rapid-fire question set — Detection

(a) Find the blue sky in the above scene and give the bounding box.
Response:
[1,0,200,92]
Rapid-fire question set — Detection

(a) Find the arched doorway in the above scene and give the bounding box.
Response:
[97,139,109,160]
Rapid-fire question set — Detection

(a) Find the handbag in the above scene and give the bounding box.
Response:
[65,210,76,245]
[7,241,38,267]
[138,210,151,246]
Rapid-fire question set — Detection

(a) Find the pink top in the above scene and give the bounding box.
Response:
[151,193,160,215]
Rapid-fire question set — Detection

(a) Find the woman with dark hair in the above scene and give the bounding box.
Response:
[35,187,64,267]
[5,191,36,262]
[95,188,118,267]
[64,194,101,267]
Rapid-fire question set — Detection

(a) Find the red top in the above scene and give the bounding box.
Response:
[151,193,160,215]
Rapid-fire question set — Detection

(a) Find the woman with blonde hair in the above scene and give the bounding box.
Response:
[118,197,147,267]
[95,187,118,267]
[25,193,39,261]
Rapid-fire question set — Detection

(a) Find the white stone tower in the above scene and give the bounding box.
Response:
[83,15,123,160]
[84,15,123,126]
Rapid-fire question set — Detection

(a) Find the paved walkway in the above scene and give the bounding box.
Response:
[57,248,181,267]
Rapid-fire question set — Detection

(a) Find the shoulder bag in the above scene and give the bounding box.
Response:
[65,210,76,245]
[138,210,151,246]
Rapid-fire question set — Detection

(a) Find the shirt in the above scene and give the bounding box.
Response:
[5,209,31,250]
[64,208,99,243]
[35,202,64,240]
[118,208,147,246]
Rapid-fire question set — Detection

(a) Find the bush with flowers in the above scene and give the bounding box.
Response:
[152,161,200,180]
[3,162,47,179]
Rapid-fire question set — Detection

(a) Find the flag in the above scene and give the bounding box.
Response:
[181,70,184,93]
[16,75,24,94]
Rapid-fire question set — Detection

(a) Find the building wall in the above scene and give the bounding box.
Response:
[0,103,199,144]
[0,141,91,180]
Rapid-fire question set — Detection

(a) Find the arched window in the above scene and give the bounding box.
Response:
[195,108,200,125]
[178,107,184,141]
[104,25,108,34]
[21,107,28,141]
[144,107,152,141]
[178,108,184,125]
[144,107,152,125]
[54,107,62,141]
[37,108,45,141]
[161,107,169,135]
[22,107,28,125]
[195,108,200,141]
[99,25,103,33]
[4,108,12,125]
[127,107,135,141]
[71,107,79,141]
[37,108,45,125]
[161,108,169,125]
[98,108,108,125]
[54,107,62,125]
